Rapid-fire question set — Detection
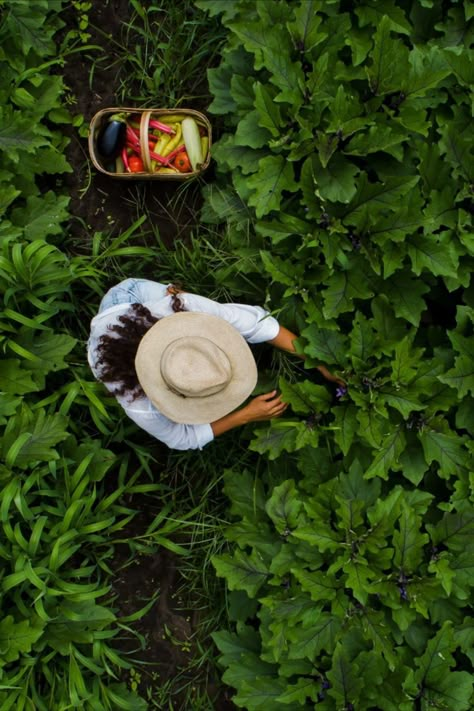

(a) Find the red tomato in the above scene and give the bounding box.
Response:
[129,155,144,172]
[172,151,191,173]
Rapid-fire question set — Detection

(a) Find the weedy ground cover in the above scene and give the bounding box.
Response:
[191,0,474,709]
[0,1,234,709]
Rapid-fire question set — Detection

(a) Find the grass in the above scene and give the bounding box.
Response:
[86,0,227,108]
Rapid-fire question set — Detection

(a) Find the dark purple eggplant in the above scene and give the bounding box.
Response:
[97,120,126,158]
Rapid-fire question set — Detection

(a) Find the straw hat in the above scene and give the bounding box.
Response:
[135,312,258,424]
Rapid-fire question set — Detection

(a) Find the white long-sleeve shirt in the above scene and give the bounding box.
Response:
[87,279,280,450]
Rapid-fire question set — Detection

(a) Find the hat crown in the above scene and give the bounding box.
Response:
[160,336,232,398]
[134,311,258,424]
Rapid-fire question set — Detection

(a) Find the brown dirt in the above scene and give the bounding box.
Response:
[60,0,216,254]
[58,2,235,708]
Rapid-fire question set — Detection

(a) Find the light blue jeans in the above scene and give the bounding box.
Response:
[98,278,169,313]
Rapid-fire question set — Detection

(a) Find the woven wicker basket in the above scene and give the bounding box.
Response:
[88,107,212,180]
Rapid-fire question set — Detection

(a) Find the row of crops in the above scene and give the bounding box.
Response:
[1,0,473,709]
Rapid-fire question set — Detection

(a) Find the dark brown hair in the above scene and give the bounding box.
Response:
[96,290,184,400]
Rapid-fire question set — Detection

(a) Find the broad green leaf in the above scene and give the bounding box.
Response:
[1,0,59,56]
[276,676,319,704]
[265,480,302,534]
[212,549,270,597]
[344,122,407,159]
[438,125,473,182]
[419,425,468,479]
[323,265,375,318]
[399,443,429,486]
[291,568,339,603]
[260,251,304,287]
[406,622,473,711]
[456,397,474,434]
[359,609,398,671]
[313,154,359,204]
[0,106,48,162]
[230,74,255,110]
[443,47,474,85]
[231,23,304,105]
[254,83,283,138]
[406,232,459,278]
[333,404,358,455]
[212,135,265,175]
[0,393,22,425]
[365,429,406,480]
[403,45,451,97]
[342,174,420,228]
[301,326,348,366]
[439,345,474,398]
[250,419,319,460]
[393,501,429,572]
[255,213,311,243]
[194,0,241,21]
[286,0,327,52]
[381,387,425,419]
[383,271,430,326]
[0,359,39,394]
[11,192,71,241]
[366,15,410,95]
[207,65,238,114]
[326,643,364,706]
[370,199,425,247]
[292,519,342,553]
[427,502,474,554]
[350,312,376,363]
[0,616,44,664]
[428,553,456,596]
[356,2,412,35]
[233,676,288,711]
[454,618,474,669]
[235,110,271,148]
[358,408,390,448]
[287,614,341,660]
[391,336,424,384]
[221,651,276,689]
[279,379,332,414]
[246,155,298,218]
[371,295,408,349]
[212,625,261,666]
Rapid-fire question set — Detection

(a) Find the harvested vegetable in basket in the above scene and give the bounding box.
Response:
[91,109,210,176]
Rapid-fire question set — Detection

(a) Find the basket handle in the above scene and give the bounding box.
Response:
[140,111,153,172]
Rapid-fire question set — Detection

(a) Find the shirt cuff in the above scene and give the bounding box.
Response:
[193,423,214,449]
[246,312,280,343]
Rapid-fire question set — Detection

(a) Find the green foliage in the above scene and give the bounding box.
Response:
[212,465,473,709]
[196,0,474,707]
[0,2,160,708]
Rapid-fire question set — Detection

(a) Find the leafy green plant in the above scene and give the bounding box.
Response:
[212,467,473,710]
[193,0,474,707]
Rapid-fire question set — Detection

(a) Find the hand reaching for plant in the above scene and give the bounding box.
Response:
[316,365,346,388]
[241,391,288,423]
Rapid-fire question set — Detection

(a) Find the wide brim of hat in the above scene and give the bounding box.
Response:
[135,311,258,425]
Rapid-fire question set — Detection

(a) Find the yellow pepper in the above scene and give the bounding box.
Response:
[161,123,182,156]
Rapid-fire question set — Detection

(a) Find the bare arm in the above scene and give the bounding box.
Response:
[211,390,287,437]
[268,325,345,386]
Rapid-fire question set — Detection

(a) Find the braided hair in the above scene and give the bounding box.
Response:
[95,289,184,400]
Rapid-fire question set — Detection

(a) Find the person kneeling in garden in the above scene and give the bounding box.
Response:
[87,278,342,450]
